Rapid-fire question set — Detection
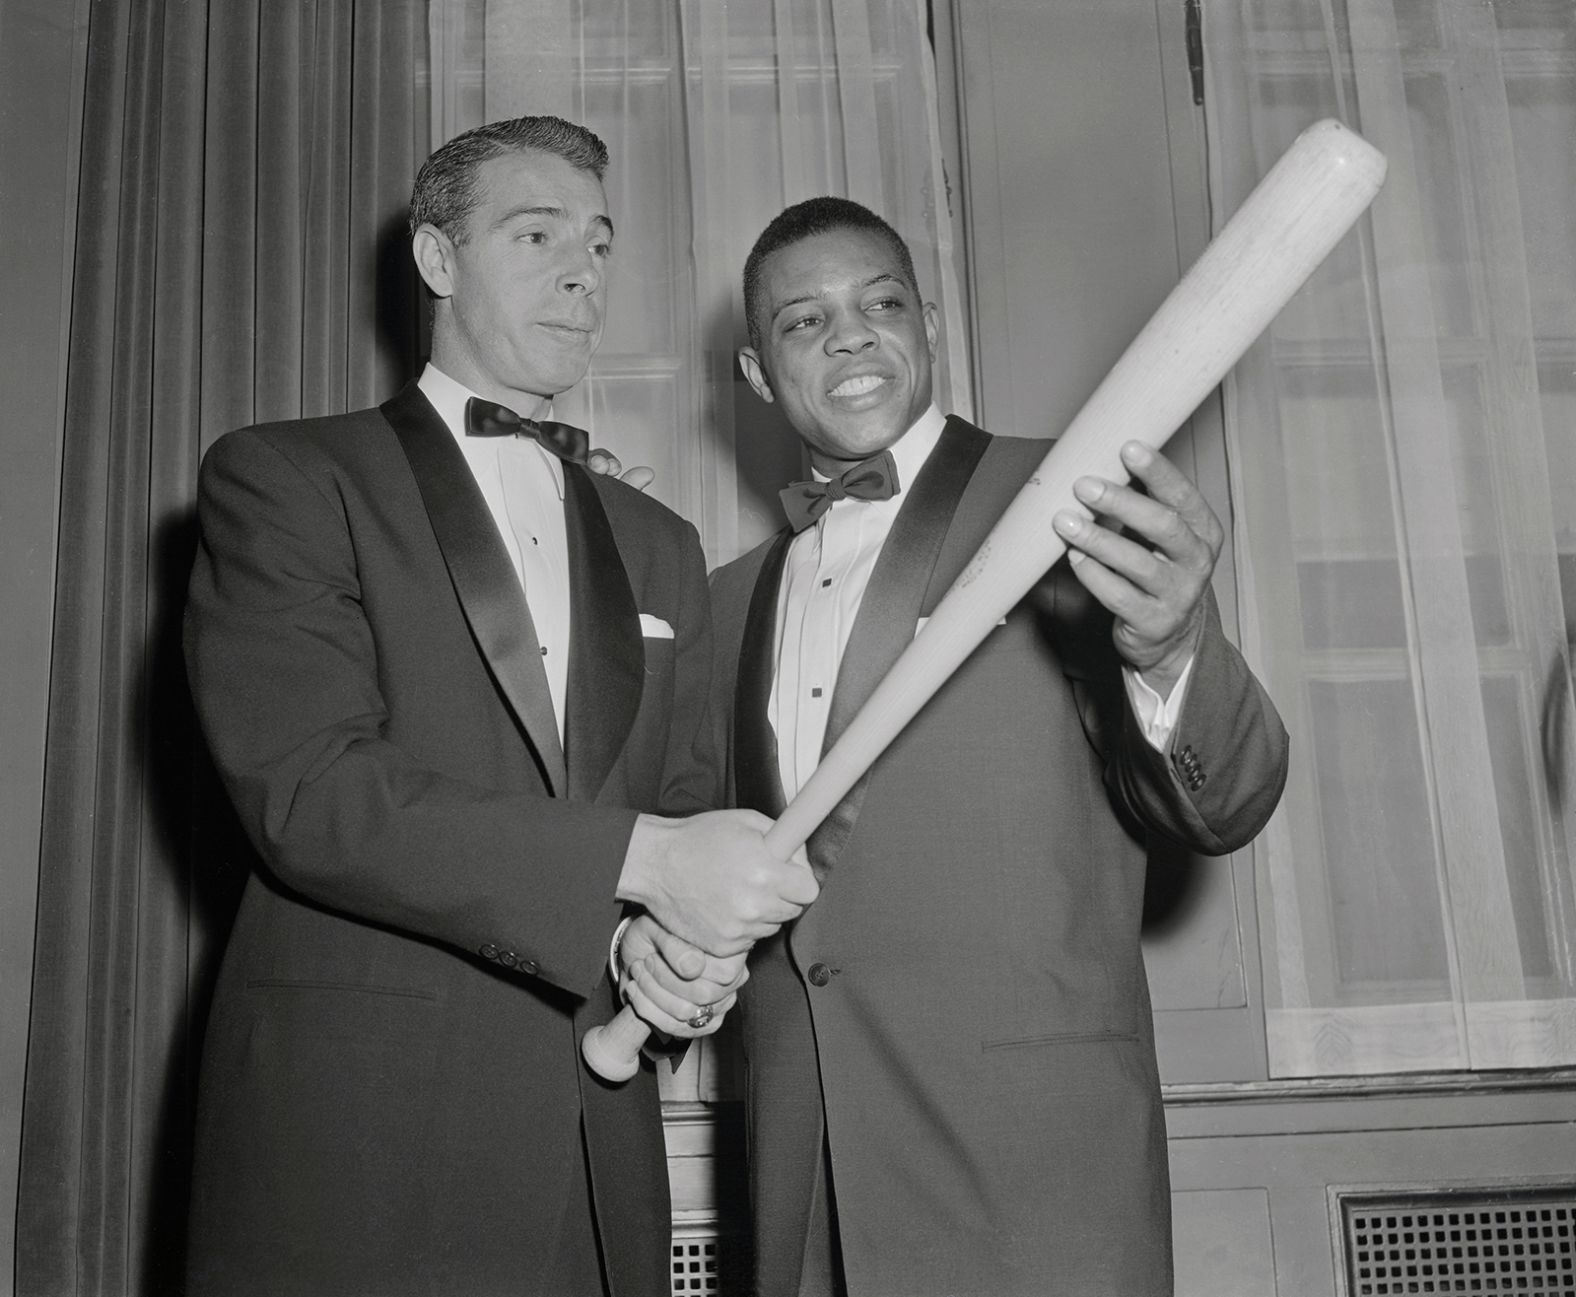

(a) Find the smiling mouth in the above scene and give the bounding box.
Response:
[828,374,889,399]
[539,322,594,337]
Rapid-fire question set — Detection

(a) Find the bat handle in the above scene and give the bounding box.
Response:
[583,818,817,1082]
[581,1004,647,1082]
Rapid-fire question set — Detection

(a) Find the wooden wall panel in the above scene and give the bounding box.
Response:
[944,0,1266,1083]
[1172,1187,1276,1297]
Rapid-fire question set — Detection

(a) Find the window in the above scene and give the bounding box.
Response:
[1204,0,1576,1075]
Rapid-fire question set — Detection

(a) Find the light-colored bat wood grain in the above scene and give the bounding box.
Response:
[583,117,1387,1081]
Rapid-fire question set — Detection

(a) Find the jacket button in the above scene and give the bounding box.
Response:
[479,944,499,960]
[807,963,832,987]
[519,960,539,976]
[499,950,517,968]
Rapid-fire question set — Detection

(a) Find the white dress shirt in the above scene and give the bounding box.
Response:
[418,364,572,743]
[769,405,1192,803]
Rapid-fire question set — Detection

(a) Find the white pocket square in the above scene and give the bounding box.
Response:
[639,614,674,640]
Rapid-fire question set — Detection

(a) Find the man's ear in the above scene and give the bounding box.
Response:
[922,301,939,360]
[412,223,456,300]
[738,347,774,404]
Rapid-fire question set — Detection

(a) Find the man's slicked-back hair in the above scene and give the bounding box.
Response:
[408,115,609,244]
[742,196,919,351]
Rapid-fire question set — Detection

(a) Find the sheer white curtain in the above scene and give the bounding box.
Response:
[1204,0,1576,1075]
[424,0,963,1098]
[425,0,968,569]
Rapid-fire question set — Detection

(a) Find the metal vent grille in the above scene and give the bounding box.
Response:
[1341,1189,1576,1295]
[671,1226,750,1296]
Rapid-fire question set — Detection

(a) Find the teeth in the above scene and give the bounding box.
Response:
[829,374,886,398]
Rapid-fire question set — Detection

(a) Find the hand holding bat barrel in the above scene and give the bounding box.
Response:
[584,118,1387,1082]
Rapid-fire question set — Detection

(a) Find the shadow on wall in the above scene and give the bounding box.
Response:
[696,293,810,557]
[1141,838,1207,935]
[134,211,427,1294]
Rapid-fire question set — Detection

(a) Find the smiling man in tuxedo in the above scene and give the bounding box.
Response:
[681,197,1290,1296]
[182,116,815,1297]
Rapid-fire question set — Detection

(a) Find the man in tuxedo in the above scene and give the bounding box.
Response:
[182,116,814,1297]
[685,196,1290,1296]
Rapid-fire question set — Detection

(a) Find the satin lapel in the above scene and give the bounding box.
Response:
[562,467,644,802]
[383,383,567,794]
[733,530,793,819]
[808,418,991,874]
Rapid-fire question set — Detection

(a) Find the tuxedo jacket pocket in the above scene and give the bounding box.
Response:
[980,1028,1139,1053]
[246,976,440,1003]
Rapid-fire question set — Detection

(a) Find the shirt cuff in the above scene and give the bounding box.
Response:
[1123,654,1197,751]
[608,914,636,988]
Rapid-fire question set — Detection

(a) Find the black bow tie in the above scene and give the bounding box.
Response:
[778,450,901,533]
[464,396,589,464]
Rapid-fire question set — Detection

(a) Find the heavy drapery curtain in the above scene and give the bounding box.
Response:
[19,0,959,1283]
[1204,0,1576,1076]
[427,0,969,572]
[16,3,428,1291]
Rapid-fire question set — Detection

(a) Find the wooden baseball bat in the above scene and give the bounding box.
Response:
[582,118,1386,1082]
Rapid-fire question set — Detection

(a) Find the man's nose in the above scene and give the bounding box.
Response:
[825,312,877,353]
[559,248,603,296]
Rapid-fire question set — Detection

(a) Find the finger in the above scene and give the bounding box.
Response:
[706,950,750,985]
[1064,532,1207,645]
[1060,545,1161,642]
[1069,478,1211,571]
[1118,443,1224,555]
[633,951,715,1002]
[701,932,755,960]
[658,970,747,1004]
[585,449,624,477]
[620,975,693,1036]
[625,964,736,1036]
[647,991,736,1039]
[634,950,744,1003]
[1054,511,1169,602]
[619,465,656,493]
[626,957,705,1024]
[711,965,749,998]
[678,957,750,1003]
[649,925,706,980]
[775,861,821,907]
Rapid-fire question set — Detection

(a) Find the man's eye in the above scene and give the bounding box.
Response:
[590,241,613,259]
[518,230,547,245]
[869,298,902,312]
[784,315,819,333]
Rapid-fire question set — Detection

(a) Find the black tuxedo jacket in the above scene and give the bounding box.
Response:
[711,418,1289,1297]
[183,382,716,1296]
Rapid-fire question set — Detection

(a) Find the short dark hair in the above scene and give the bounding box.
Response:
[408,116,609,244]
[742,196,920,351]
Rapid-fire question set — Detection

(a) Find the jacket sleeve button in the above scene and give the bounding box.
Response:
[479,944,499,960]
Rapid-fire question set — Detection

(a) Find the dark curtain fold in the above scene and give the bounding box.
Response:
[17,3,427,1292]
